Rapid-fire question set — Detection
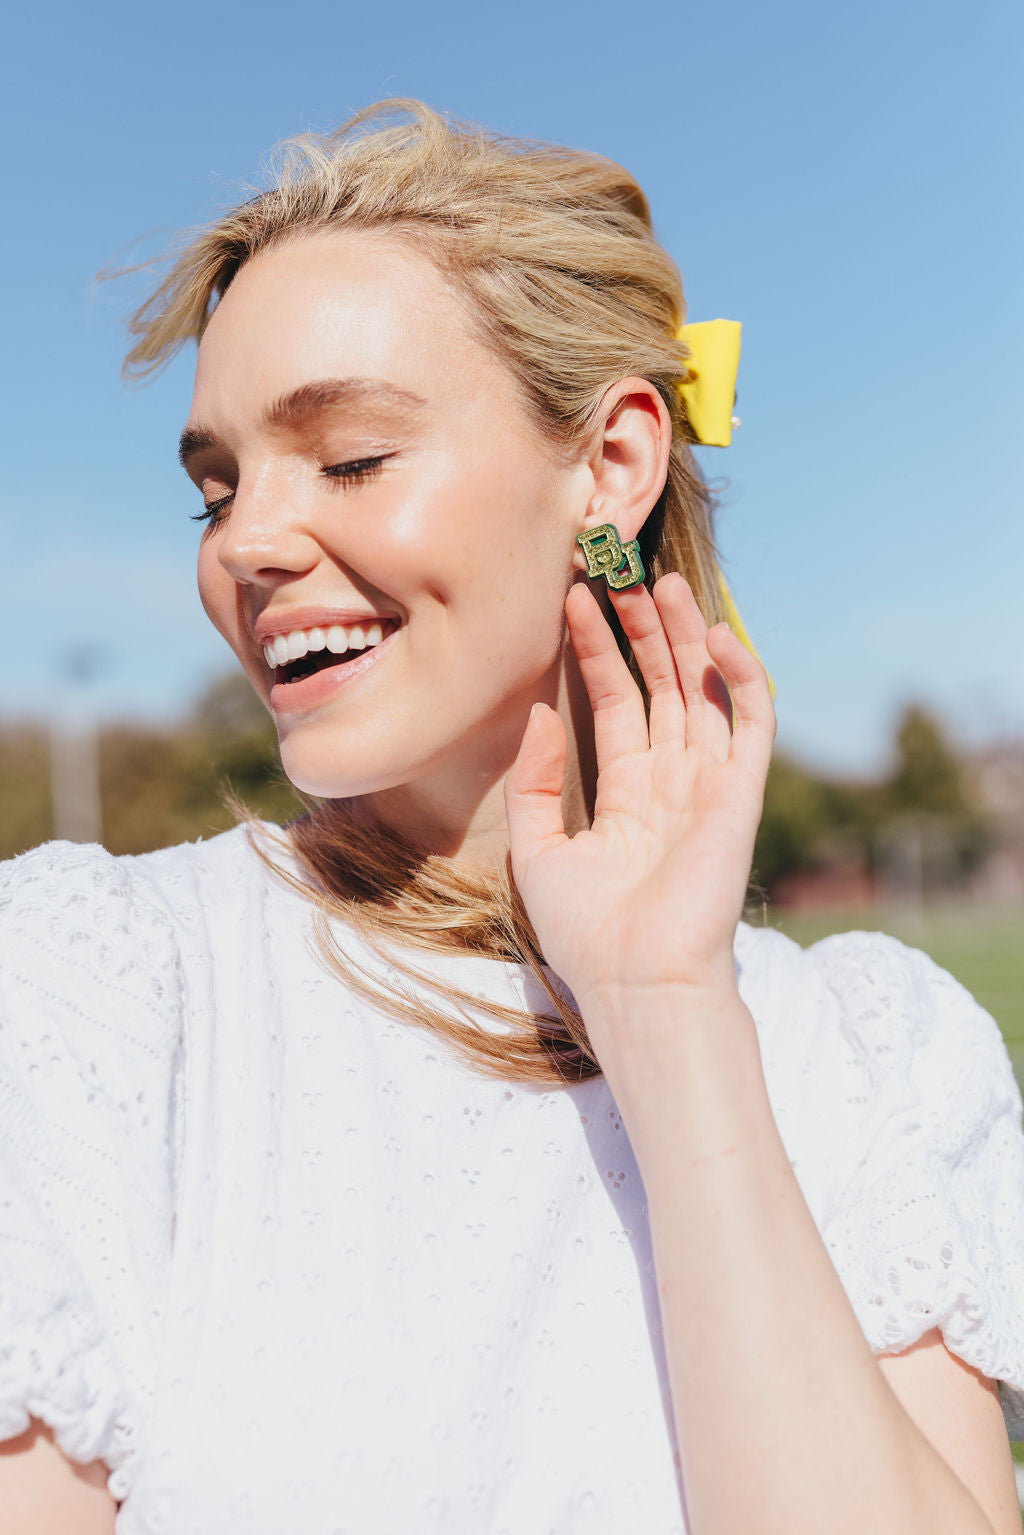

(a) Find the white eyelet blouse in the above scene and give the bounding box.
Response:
[1,824,1022,1534]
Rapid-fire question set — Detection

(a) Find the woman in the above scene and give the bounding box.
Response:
[1,100,1022,1535]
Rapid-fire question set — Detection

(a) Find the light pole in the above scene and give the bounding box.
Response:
[49,645,105,845]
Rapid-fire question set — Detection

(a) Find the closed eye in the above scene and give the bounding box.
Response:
[191,492,233,526]
[321,454,392,490]
[190,454,394,526]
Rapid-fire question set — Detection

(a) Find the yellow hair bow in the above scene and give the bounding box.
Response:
[675,318,773,692]
[677,319,742,447]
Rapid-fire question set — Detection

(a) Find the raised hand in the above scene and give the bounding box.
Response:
[503,571,775,1035]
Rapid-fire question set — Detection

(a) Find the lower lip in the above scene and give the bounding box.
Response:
[268,626,401,715]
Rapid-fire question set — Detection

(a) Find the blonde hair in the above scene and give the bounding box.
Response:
[123,98,725,1086]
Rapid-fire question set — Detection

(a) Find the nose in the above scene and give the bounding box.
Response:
[215,471,319,587]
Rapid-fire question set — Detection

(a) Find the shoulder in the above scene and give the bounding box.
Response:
[734,919,1022,1159]
[732,921,1024,1244]
[127,819,293,919]
[0,834,161,925]
[0,838,182,1014]
[0,825,257,923]
[1,823,297,1014]
[0,824,277,1040]
[0,841,204,1495]
[733,915,948,1006]
[0,822,284,939]
[0,839,197,1122]
[736,923,1024,1435]
[734,920,1014,1095]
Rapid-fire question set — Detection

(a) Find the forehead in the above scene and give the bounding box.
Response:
[190,229,502,415]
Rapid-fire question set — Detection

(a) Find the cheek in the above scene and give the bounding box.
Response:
[196,541,236,643]
[432,457,570,589]
[449,480,573,645]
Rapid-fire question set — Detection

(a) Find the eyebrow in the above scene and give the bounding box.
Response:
[177,378,427,470]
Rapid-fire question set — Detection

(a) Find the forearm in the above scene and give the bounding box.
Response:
[586,989,998,1535]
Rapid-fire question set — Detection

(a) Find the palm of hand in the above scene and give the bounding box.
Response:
[504,572,775,1022]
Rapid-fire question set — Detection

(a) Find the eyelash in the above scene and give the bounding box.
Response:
[191,455,390,526]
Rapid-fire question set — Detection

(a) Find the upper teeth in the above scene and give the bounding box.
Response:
[262,621,387,670]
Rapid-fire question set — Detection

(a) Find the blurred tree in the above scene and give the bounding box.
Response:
[752,751,876,896]
[0,723,51,857]
[875,704,991,893]
[0,683,996,898]
[0,673,304,861]
[99,673,302,855]
[190,671,272,736]
[888,705,974,816]
[752,704,993,903]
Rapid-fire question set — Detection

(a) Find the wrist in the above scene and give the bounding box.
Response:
[579,980,757,1092]
[581,992,773,1184]
[577,971,747,1035]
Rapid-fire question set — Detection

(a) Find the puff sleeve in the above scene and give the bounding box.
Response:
[811,931,1024,1438]
[0,840,184,1503]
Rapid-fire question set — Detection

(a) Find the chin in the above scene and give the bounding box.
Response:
[277,737,417,802]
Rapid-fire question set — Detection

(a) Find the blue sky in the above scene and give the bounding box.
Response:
[2,0,1021,774]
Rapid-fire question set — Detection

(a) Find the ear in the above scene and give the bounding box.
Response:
[571,377,673,576]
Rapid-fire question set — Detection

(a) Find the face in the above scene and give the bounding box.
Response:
[183,230,592,804]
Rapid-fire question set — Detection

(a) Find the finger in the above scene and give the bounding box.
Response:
[604,581,686,748]
[652,573,733,756]
[564,581,650,770]
[503,701,569,881]
[704,622,776,782]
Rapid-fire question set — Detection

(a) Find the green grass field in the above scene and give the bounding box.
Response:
[769,901,1024,1473]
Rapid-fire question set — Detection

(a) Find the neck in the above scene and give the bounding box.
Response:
[349,640,598,876]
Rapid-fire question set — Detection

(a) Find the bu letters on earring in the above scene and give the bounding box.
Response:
[576,524,646,590]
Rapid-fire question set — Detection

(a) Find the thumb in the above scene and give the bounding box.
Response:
[503,702,568,880]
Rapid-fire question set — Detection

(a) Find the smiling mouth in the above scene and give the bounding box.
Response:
[278,648,354,685]
[264,618,401,686]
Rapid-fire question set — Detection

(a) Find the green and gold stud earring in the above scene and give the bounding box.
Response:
[576,523,646,590]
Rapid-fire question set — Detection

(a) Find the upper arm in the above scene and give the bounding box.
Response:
[877,1329,1022,1535]
[0,843,183,1529]
[0,1417,119,1534]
